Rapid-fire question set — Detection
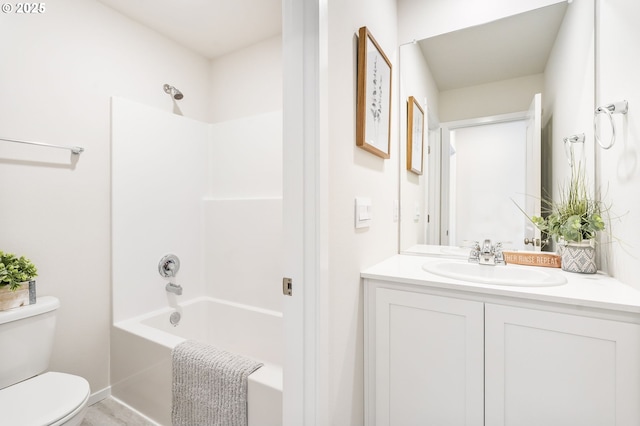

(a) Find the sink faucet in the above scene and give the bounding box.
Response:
[166,282,183,295]
[494,242,506,265]
[468,241,481,263]
[479,239,495,265]
[469,239,505,266]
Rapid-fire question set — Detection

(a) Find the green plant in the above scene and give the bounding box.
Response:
[531,165,606,244]
[0,251,38,291]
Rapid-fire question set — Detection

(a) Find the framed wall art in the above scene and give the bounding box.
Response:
[407,96,424,174]
[356,26,393,159]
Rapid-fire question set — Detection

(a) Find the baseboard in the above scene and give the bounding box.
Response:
[110,395,162,426]
[87,385,111,406]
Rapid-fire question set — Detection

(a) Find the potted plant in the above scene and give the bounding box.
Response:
[530,165,606,273]
[0,250,38,310]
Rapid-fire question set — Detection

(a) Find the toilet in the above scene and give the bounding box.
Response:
[0,296,90,425]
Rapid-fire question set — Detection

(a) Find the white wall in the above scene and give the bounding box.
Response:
[208,35,283,123]
[0,0,210,397]
[326,0,398,423]
[399,44,439,250]
[439,74,544,122]
[544,0,595,204]
[597,0,640,288]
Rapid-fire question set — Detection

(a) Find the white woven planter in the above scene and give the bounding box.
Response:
[559,241,596,274]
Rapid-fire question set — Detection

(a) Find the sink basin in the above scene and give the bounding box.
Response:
[421,260,567,287]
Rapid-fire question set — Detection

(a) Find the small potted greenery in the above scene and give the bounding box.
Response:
[530,165,606,273]
[0,250,38,310]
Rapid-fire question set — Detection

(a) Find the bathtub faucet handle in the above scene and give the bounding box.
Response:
[159,254,180,278]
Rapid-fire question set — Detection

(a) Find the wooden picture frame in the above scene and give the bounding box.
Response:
[407,96,424,174]
[356,26,393,159]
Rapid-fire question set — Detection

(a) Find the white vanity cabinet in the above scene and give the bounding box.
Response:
[370,287,484,425]
[363,256,640,426]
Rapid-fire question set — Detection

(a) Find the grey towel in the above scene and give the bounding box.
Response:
[172,340,263,426]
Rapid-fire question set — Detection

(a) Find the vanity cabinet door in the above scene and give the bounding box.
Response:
[485,303,640,426]
[373,288,484,426]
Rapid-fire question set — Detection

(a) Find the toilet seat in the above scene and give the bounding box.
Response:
[0,372,90,426]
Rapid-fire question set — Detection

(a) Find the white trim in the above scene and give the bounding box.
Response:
[440,128,451,245]
[87,386,111,406]
[87,393,162,425]
[282,0,328,424]
[441,110,529,130]
[110,395,163,426]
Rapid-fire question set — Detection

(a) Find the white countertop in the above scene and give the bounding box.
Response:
[361,254,640,314]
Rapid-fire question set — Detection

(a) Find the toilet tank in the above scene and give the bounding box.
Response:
[0,296,59,390]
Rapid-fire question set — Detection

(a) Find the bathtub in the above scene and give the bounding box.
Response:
[110,296,283,426]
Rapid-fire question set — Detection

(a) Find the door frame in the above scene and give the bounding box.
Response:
[438,110,532,246]
[282,0,328,424]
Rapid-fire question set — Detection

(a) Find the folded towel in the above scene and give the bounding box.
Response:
[172,340,263,426]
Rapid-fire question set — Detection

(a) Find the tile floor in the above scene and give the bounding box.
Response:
[81,397,157,426]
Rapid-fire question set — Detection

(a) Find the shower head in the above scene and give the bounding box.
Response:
[163,84,184,100]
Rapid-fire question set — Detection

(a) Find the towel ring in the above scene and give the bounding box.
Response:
[563,133,585,167]
[594,100,628,150]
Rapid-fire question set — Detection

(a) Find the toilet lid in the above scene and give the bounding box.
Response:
[0,372,90,426]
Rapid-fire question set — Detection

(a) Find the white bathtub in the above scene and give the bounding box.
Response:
[110,296,283,426]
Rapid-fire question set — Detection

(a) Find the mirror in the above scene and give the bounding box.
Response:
[399,0,595,255]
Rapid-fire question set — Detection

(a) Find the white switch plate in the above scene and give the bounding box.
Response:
[355,197,372,229]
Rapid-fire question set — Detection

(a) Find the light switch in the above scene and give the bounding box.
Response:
[355,197,372,229]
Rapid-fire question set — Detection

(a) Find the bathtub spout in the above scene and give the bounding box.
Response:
[166,282,183,296]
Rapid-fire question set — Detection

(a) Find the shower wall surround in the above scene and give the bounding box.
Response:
[203,198,282,312]
[112,97,209,322]
[112,97,283,321]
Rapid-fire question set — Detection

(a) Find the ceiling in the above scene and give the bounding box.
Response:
[96,0,282,59]
[419,2,568,91]
[96,1,566,84]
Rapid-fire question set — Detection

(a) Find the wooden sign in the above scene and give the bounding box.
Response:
[503,251,561,268]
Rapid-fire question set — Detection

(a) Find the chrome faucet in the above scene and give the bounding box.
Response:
[494,242,506,265]
[468,241,481,263]
[468,239,505,266]
[159,254,183,295]
[165,282,183,295]
[479,239,495,265]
